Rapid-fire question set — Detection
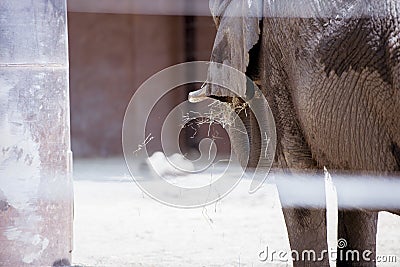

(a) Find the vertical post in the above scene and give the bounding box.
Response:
[0,0,73,266]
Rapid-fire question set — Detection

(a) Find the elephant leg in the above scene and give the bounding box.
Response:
[282,207,329,267]
[259,32,329,266]
[276,173,330,267]
[336,210,378,267]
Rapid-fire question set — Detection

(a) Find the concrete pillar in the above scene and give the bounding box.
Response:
[0,0,73,266]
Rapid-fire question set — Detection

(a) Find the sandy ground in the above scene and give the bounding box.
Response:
[72,158,400,267]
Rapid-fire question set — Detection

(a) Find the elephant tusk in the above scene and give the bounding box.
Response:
[188,87,209,103]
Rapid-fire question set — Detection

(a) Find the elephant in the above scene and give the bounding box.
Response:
[189,0,400,266]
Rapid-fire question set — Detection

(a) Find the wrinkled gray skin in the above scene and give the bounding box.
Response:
[201,0,400,266]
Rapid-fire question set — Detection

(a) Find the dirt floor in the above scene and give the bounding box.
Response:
[72,158,400,267]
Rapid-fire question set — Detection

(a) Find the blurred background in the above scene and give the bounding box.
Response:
[67,0,233,158]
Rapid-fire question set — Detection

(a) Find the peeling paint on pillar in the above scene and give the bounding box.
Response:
[0,0,73,266]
